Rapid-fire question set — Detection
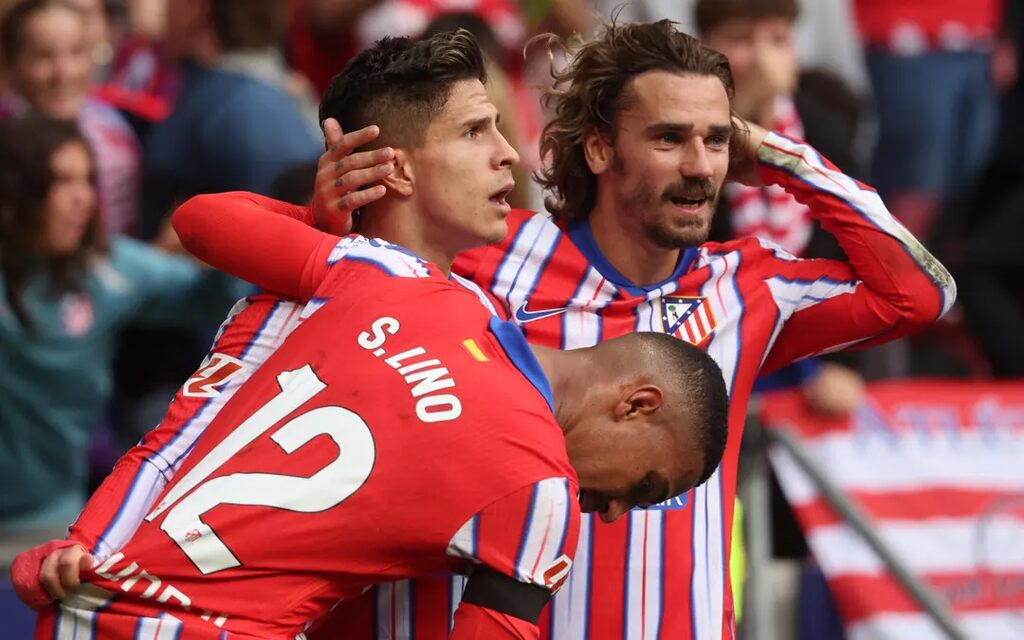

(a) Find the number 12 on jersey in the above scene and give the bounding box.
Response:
[145,365,376,574]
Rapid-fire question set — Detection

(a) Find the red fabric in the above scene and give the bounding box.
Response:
[451,602,539,639]
[9,540,82,609]
[854,0,1003,48]
[173,192,336,301]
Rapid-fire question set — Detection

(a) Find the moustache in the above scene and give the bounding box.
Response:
[662,179,717,203]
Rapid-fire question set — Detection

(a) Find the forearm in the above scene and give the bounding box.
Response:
[172,192,336,300]
[756,132,956,324]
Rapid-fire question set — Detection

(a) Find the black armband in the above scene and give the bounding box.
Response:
[460,565,552,623]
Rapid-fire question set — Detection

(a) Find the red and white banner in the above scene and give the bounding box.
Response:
[761,381,1024,640]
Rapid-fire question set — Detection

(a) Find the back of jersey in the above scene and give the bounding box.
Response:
[79,259,574,638]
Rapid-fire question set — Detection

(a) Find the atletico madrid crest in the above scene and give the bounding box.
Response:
[661,296,716,346]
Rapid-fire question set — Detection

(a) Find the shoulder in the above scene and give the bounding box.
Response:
[694,236,791,268]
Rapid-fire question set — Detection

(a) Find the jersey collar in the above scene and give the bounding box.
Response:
[566,218,698,296]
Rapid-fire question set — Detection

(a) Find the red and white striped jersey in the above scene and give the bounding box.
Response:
[42,234,579,639]
[323,131,955,640]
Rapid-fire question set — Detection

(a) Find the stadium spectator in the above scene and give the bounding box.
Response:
[854,0,1001,240]
[139,0,320,237]
[0,115,244,565]
[117,0,321,446]
[0,0,142,235]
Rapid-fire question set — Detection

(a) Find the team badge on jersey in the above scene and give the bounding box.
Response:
[661,296,716,346]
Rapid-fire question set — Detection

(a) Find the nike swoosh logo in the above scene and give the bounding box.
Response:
[514,302,568,324]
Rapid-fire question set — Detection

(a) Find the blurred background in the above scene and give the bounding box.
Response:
[0,0,1021,638]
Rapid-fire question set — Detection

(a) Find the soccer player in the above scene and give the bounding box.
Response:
[253,21,955,640]
[33,224,729,639]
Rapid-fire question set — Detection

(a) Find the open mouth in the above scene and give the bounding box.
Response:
[668,196,708,210]
[489,183,514,207]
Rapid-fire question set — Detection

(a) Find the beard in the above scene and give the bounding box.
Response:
[622,175,719,249]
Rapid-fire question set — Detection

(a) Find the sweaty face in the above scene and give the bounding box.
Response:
[41,141,96,255]
[10,7,92,119]
[602,72,732,248]
[408,79,520,254]
[564,405,704,523]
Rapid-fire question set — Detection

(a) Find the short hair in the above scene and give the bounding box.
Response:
[695,0,800,36]
[319,30,487,150]
[537,20,737,224]
[210,0,287,51]
[631,332,729,486]
[1,0,76,65]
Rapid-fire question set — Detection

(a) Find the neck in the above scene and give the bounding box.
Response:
[588,198,681,286]
[529,344,592,431]
[358,201,455,275]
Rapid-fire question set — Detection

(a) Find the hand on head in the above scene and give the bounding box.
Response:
[312,118,394,235]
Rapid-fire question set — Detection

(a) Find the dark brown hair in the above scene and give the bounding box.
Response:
[0,0,77,65]
[319,29,487,150]
[209,0,287,51]
[537,20,737,223]
[0,115,106,330]
[695,0,800,36]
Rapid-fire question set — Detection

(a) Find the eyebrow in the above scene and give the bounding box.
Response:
[644,122,734,138]
[461,113,498,130]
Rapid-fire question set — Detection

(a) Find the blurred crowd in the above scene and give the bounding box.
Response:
[0,0,1021,574]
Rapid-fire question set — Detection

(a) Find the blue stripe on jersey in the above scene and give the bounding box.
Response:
[94,300,282,555]
[761,157,949,320]
[503,220,559,308]
[488,317,555,412]
[553,482,571,558]
[167,299,282,469]
[471,514,480,558]
[514,483,541,581]
[567,221,698,296]
[491,219,535,303]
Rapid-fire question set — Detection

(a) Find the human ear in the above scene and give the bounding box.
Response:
[381,150,413,197]
[615,384,665,420]
[583,127,615,175]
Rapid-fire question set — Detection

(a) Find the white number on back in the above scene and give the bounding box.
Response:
[146,365,375,574]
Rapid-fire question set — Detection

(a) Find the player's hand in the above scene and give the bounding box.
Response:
[801,362,866,416]
[313,118,395,235]
[10,539,93,607]
[726,118,768,187]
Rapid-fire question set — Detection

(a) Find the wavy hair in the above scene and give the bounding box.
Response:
[537,20,738,223]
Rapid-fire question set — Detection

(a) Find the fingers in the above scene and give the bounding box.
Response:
[335,185,387,212]
[333,163,394,193]
[329,124,381,161]
[334,146,395,176]
[39,545,89,601]
[322,117,344,151]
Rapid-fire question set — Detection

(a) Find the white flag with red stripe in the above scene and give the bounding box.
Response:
[762,382,1024,639]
